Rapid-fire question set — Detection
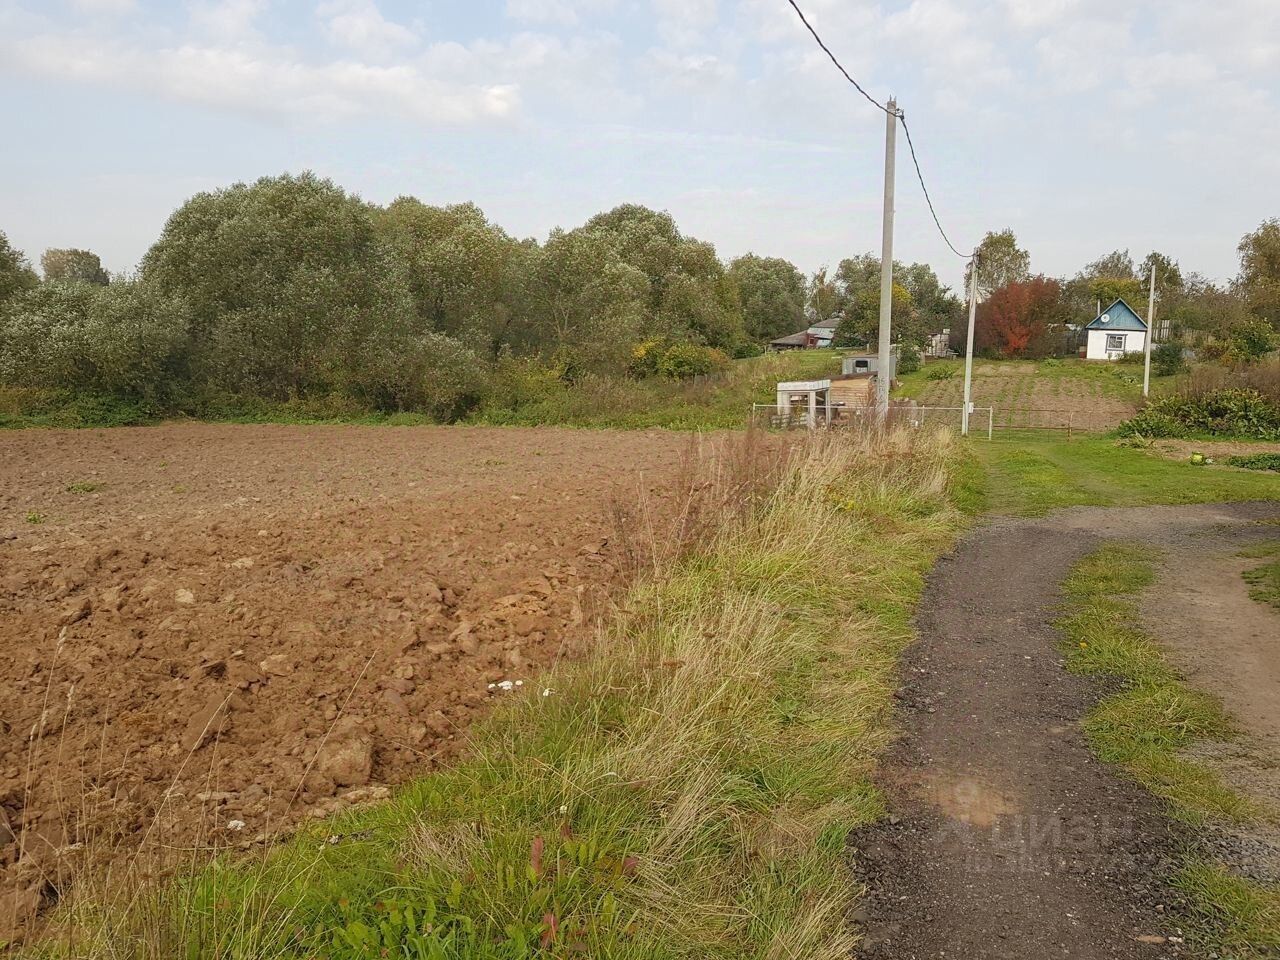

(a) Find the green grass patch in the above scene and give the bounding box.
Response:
[1059,543,1280,956]
[1175,862,1280,958]
[0,352,849,432]
[472,351,845,431]
[34,428,967,959]
[1058,544,1246,822]
[976,435,1280,517]
[1240,540,1280,610]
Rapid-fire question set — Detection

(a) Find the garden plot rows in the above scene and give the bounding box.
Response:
[913,362,1138,431]
[0,424,707,930]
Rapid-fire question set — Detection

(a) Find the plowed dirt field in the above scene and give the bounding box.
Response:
[0,423,720,930]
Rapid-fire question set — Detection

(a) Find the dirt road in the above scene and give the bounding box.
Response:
[856,501,1280,959]
[0,423,724,931]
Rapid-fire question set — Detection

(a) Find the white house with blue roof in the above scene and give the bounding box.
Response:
[1084,298,1148,361]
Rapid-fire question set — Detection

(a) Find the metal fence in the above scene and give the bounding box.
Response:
[983,407,1127,435]
[750,403,995,439]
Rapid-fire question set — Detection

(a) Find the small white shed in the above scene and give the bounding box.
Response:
[775,379,833,427]
[1084,298,1148,360]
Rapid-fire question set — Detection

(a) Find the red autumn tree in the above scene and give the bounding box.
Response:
[975,276,1066,358]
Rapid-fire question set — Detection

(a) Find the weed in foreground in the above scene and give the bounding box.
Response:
[27,426,968,959]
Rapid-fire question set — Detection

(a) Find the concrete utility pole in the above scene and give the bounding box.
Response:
[876,98,899,416]
[1142,266,1156,398]
[961,252,979,436]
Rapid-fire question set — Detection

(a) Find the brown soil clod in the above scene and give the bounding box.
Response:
[0,423,760,939]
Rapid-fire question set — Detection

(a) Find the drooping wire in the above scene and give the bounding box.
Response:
[784,0,974,262]
[783,0,889,115]
[899,115,971,260]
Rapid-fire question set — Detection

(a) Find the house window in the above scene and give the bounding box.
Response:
[1105,333,1127,351]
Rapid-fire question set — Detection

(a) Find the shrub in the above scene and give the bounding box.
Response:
[0,281,190,402]
[1152,342,1186,377]
[897,344,921,375]
[731,341,764,359]
[347,332,490,419]
[1226,453,1280,472]
[627,340,729,380]
[655,343,729,380]
[1224,318,1279,363]
[1121,388,1280,440]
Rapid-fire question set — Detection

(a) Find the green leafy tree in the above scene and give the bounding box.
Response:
[833,282,913,348]
[42,248,110,285]
[0,281,190,400]
[968,229,1030,300]
[577,204,745,350]
[1140,251,1183,295]
[0,230,38,305]
[375,199,526,356]
[728,254,806,342]
[1237,219,1280,329]
[834,254,958,347]
[807,266,838,322]
[141,172,417,398]
[525,227,648,372]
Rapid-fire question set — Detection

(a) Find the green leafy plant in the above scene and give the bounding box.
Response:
[1227,453,1280,472]
[1121,389,1280,440]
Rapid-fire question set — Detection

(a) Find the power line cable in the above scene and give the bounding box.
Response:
[784,0,974,261]
[899,115,971,259]
[784,0,889,115]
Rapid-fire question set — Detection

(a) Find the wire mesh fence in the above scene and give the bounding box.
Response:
[750,403,994,438]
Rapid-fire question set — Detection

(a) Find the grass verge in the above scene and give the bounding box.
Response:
[1239,540,1280,611]
[1058,543,1280,957]
[28,426,968,959]
[0,351,847,432]
[977,434,1280,516]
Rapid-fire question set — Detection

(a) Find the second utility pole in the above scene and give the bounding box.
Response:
[1142,266,1156,398]
[961,251,978,435]
[876,98,899,416]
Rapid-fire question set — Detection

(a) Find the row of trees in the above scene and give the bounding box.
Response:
[0,173,975,417]
[2,171,1275,419]
[965,225,1280,362]
[0,174,817,415]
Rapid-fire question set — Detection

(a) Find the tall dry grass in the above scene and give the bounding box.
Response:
[1181,358,1280,403]
[27,424,969,960]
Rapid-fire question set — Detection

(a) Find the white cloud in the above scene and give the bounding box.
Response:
[189,0,266,42]
[1002,0,1077,29]
[652,0,717,46]
[318,0,418,60]
[644,49,734,88]
[505,0,614,26]
[882,0,1012,106]
[71,0,138,13]
[8,31,520,125]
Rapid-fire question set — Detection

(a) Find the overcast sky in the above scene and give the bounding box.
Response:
[1,0,1277,292]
